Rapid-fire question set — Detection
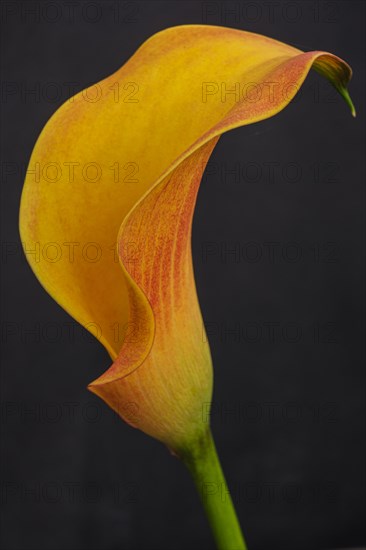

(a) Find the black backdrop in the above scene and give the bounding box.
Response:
[1,1,365,549]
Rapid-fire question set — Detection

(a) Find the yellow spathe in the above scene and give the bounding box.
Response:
[19,25,354,450]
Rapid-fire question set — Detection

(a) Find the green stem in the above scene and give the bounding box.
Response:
[180,429,248,550]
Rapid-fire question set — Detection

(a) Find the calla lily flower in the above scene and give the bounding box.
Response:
[19,25,354,549]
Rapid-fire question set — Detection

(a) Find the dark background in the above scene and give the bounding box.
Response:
[1,1,365,549]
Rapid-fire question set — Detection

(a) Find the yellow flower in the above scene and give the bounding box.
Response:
[19,25,354,456]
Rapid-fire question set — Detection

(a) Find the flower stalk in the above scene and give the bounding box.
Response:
[180,429,247,550]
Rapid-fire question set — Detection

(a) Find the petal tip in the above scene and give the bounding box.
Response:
[342,88,356,117]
